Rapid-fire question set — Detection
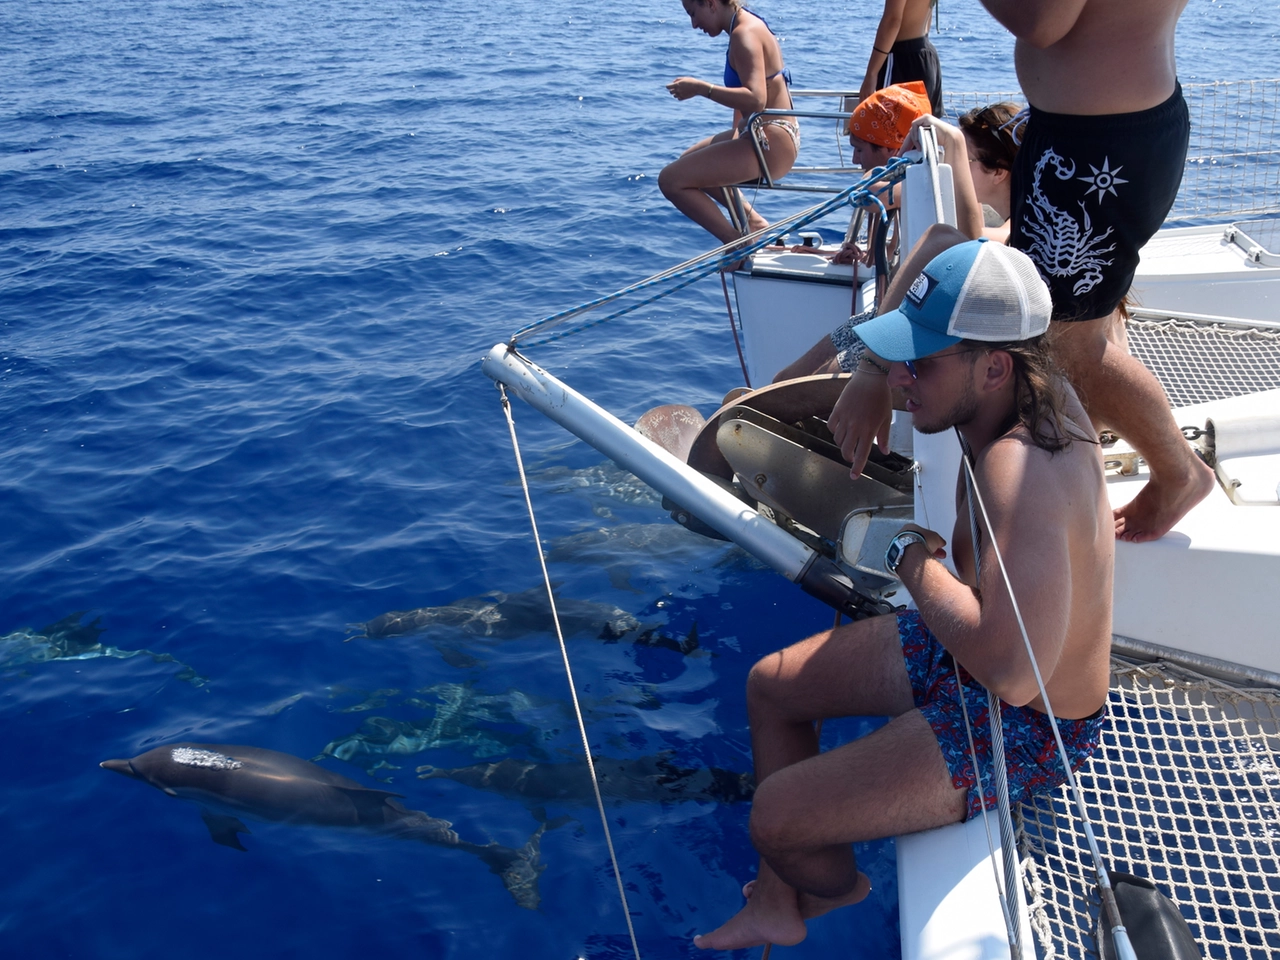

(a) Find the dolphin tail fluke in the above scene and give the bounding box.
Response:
[499,824,546,911]
[478,824,547,911]
[461,813,571,911]
[200,809,251,851]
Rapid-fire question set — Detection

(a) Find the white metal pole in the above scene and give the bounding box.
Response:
[482,343,816,581]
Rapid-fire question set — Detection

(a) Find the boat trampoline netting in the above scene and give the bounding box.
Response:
[1126,314,1280,410]
[1017,658,1280,960]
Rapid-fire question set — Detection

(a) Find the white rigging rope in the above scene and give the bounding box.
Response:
[959,452,1139,960]
[497,384,643,960]
[957,434,1026,958]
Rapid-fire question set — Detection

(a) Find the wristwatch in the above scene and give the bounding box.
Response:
[885,531,928,575]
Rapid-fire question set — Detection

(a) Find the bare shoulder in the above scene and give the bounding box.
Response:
[976,425,1103,516]
[976,432,1047,506]
[735,11,770,44]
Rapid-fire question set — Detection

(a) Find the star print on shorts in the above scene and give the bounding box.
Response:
[1078,158,1128,203]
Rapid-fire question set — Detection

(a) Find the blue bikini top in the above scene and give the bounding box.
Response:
[723,9,792,89]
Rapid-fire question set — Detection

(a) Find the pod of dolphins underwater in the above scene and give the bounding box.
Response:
[67,553,743,912]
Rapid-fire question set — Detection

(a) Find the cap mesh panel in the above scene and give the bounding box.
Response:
[1011,251,1052,330]
[949,245,1051,340]
[950,249,1027,339]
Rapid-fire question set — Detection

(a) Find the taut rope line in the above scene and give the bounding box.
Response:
[497,383,643,960]
[507,159,910,348]
[956,431,1025,958]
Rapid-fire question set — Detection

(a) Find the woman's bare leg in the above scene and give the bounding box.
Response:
[659,127,797,244]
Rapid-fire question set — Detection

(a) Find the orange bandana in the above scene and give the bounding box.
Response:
[847,81,932,149]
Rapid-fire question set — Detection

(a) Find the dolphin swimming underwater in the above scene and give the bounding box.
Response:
[1,611,206,685]
[418,754,755,806]
[101,743,548,909]
[353,586,643,642]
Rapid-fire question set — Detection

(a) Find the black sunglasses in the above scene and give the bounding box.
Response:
[903,346,982,380]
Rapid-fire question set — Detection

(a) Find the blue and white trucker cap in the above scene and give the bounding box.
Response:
[855,239,1052,362]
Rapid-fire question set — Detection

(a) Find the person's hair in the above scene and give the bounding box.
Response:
[957,102,1021,171]
[965,333,1093,454]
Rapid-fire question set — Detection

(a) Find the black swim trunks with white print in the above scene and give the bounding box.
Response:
[1008,84,1189,323]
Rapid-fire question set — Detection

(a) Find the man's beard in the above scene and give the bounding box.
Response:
[913,378,980,435]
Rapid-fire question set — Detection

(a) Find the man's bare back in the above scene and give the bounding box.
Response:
[945,389,1113,719]
[983,0,1188,119]
[884,0,934,42]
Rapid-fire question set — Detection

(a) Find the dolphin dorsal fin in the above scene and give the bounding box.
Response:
[333,784,410,819]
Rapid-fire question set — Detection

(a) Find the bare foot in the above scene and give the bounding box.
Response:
[693,887,806,951]
[747,213,769,235]
[696,873,871,951]
[799,871,872,920]
[1113,458,1215,542]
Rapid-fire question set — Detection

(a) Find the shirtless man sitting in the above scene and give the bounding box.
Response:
[694,232,1113,951]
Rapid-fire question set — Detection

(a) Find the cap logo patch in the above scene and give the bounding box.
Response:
[904,272,936,308]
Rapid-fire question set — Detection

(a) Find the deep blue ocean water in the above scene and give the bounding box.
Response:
[2,1,1277,957]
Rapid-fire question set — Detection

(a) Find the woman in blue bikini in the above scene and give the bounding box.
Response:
[660,0,799,244]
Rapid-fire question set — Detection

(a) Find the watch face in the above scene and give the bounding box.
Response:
[886,533,920,573]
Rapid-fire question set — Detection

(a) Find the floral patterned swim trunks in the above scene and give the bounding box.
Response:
[897,609,1107,820]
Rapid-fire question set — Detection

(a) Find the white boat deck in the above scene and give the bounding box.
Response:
[898,818,1036,960]
[1131,222,1280,321]
[1109,388,1280,676]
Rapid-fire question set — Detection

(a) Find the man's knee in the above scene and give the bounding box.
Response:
[747,774,808,857]
[920,221,965,246]
[746,651,789,712]
[912,222,967,261]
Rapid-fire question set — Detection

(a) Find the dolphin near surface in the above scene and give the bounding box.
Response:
[1,611,206,685]
[353,586,643,642]
[101,743,548,909]
[418,754,755,807]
